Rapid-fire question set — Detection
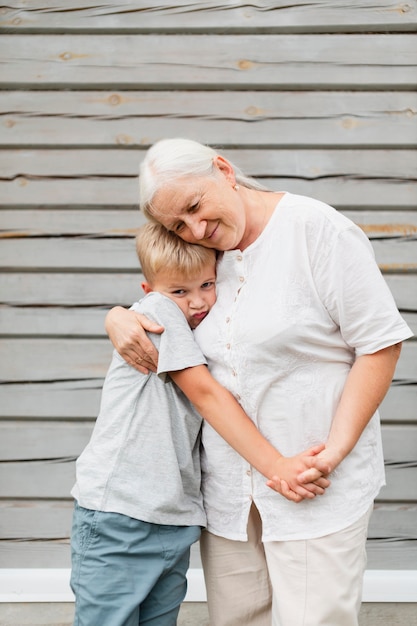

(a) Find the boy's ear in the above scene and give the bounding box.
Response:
[141,282,153,294]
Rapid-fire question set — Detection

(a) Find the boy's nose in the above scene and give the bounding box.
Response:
[190,294,205,309]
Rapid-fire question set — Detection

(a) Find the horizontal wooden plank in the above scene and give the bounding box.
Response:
[0,273,142,306]
[0,238,140,271]
[0,379,415,422]
[0,540,71,568]
[0,537,415,569]
[1,339,415,384]
[1,1,416,33]
[1,35,415,90]
[381,425,417,463]
[384,275,417,310]
[1,500,415,541]
[1,237,417,271]
[368,504,417,540]
[380,384,417,423]
[0,381,103,419]
[0,306,115,337]
[0,501,74,540]
[377,467,417,502]
[366,539,417,569]
[0,461,76,498]
[0,209,144,236]
[1,307,415,339]
[2,148,417,180]
[2,179,417,211]
[2,208,417,240]
[0,421,93,461]
[1,273,416,310]
[0,339,114,382]
[1,422,415,463]
[1,460,415,500]
[1,92,416,147]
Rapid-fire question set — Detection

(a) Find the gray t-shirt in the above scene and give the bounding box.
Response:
[71,292,207,526]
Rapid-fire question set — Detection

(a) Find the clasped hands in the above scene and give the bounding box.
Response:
[266,444,337,503]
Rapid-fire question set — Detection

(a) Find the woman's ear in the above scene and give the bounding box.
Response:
[213,155,235,185]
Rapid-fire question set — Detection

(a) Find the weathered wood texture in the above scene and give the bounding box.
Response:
[1,0,417,33]
[1,92,417,148]
[0,1,416,576]
[1,34,416,89]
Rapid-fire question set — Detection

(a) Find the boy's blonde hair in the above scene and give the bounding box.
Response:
[136,222,216,285]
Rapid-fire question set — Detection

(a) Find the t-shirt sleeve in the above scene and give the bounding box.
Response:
[135,293,207,381]
[314,223,413,355]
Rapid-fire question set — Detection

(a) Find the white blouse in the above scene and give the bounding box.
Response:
[194,193,413,542]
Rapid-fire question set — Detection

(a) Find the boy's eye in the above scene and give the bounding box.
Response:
[201,281,215,289]
[172,289,186,295]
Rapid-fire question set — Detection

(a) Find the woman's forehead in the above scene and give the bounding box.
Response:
[153,179,199,216]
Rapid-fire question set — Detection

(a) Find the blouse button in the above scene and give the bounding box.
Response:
[239,276,244,282]
[226,343,231,349]
[237,255,243,262]
[226,317,230,323]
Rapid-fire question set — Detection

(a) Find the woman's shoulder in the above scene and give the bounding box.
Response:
[280,192,356,234]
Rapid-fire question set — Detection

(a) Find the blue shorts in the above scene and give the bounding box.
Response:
[70,502,201,626]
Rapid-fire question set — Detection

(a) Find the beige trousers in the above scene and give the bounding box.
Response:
[200,504,372,626]
[200,505,272,626]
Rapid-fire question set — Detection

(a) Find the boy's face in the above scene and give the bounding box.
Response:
[142,259,217,329]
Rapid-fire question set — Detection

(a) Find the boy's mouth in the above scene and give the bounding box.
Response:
[193,311,208,321]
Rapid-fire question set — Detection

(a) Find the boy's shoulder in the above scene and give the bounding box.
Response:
[131,291,177,315]
[130,292,189,331]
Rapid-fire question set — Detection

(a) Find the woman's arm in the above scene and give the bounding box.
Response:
[171,365,331,502]
[105,306,162,373]
[299,343,402,481]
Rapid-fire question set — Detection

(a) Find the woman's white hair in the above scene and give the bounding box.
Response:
[139,138,269,220]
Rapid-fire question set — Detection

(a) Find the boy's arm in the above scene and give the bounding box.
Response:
[170,365,331,503]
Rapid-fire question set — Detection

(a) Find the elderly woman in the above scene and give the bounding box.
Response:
[106,138,412,626]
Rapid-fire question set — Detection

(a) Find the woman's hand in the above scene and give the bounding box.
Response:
[266,444,331,502]
[105,306,163,373]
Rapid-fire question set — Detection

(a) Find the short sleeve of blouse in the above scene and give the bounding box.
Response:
[314,224,413,355]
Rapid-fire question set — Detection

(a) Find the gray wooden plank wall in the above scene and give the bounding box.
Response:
[0,1,416,573]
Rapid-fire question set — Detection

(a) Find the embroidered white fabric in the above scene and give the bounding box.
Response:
[194,193,413,542]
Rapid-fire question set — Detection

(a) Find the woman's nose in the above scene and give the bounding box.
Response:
[187,218,207,240]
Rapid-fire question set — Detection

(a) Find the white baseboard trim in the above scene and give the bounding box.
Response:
[0,569,416,603]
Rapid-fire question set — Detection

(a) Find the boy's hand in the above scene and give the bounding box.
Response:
[297,446,343,484]
[266,444,331,502]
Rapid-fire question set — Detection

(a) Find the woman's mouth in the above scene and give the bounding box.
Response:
[207,223,219,239]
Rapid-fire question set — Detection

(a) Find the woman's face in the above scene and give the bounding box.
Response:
[151,158,247,251]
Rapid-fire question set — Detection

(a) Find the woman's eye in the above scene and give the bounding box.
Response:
[174,222,185,233]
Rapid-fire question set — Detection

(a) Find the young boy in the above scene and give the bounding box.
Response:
[70,223,327,626]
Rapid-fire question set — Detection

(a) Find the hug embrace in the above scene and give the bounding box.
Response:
[71,138,412,626]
